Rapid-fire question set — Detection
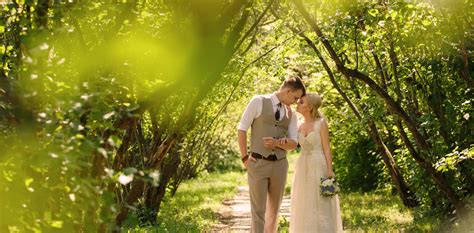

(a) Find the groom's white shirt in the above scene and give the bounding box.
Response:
[238,93,298,141]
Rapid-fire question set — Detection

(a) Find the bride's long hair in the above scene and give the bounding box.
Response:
[305,93,324,120]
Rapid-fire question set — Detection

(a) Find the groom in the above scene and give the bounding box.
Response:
[238,77,305,232]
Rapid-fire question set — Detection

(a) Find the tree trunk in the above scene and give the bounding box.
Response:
[427,81,453,148]
[367,120,418,207]
[114,179,145,229]
[144,150,181,224]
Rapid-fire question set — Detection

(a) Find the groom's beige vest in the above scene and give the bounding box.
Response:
[250,97,292,160]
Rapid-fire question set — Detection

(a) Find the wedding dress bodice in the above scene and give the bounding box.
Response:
[298,119,323,153]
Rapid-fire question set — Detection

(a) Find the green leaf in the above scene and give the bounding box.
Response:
[422,20,431,26]
[25,178,34,187]
[368,9,379,17]
[123,167,138,175]
[390,11,398,19]
[50,220,64,228]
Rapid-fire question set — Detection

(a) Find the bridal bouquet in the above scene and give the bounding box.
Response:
[320,177,340,197]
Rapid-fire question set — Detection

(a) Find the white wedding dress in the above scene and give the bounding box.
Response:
[290,118,343,233]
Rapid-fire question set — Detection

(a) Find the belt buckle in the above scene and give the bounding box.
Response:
[251,152,262,160]
[268,154,277,161]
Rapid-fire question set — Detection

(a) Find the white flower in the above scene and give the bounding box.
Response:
[39,43,49,50]
[104,168,114,177]
[463,113,469,120]
[103,111,115,120]
[118,174,134,185]
[149,170,160,187]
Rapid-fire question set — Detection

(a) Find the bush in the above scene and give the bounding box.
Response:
[206,145,242,173]
[334,137,388,192]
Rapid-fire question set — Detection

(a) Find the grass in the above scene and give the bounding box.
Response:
[279,190,439,232]
[124,170,246,232]
[283,153,440,232]
[339,191,439,232]
[155,171,246,231]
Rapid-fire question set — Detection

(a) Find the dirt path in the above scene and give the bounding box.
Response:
[212,186,290,232]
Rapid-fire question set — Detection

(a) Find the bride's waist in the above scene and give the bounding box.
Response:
[301,148,323,153]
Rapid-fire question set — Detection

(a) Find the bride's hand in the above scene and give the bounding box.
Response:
[262,137,276,149]
[278,138,288,145]
[327,170,335,178]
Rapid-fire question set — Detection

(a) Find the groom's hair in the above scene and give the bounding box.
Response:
[281,76,306,96]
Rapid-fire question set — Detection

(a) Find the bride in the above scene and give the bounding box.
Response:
[289,92,343,232]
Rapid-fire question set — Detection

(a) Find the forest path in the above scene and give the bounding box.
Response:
[211,186,291,232]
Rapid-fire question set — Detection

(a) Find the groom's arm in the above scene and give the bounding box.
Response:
[275,138,297,151]
[275,111,298,151]
[237,96,260,166]
[238,130,248,159]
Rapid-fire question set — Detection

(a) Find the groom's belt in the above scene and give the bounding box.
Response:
[251,152,278,161]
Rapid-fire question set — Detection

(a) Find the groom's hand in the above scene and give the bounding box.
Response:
[244,156,257,168]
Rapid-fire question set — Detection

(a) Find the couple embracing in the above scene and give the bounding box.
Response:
[237,77,343,233]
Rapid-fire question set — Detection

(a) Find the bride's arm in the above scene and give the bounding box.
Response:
[320,120,335,178]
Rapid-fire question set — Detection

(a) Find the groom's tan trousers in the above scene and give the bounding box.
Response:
[247,157,288,233]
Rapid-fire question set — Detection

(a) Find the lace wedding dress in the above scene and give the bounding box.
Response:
[290,118,343,233]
